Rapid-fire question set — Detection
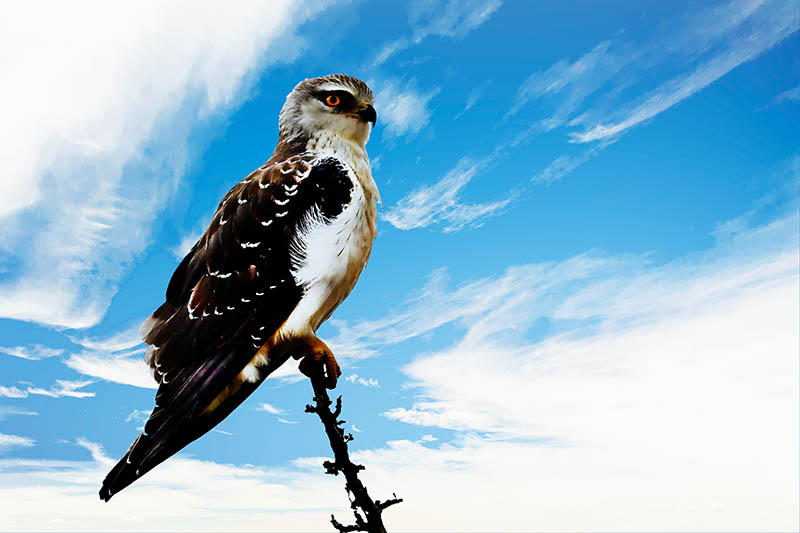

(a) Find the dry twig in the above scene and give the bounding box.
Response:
[305,371,402,532]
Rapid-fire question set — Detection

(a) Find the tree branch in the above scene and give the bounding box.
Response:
[305,371,403,532]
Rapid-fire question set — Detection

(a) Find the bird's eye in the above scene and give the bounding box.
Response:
[325,94,340,106]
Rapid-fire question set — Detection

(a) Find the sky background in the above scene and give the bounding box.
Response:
[0,0,798,531]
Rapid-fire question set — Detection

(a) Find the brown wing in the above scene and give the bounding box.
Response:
[100,154,354,501]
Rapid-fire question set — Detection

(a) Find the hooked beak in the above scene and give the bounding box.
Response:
[357,104,377,126]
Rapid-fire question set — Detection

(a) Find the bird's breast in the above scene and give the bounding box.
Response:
[280,163,376,339]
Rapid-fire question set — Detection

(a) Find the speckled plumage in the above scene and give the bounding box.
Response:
[100,74,379,501]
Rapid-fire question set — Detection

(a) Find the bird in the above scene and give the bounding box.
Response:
[99,74,379,501]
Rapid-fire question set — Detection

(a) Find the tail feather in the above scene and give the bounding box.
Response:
[99,345,290,501]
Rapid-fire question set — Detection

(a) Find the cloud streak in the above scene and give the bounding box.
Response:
[0,0,336,328]
[0,433,35,453]
[506,0,797,149]
[383,156,512,232]
[0,345,64,360]
[374,79,440,140]
[371,0,501,66]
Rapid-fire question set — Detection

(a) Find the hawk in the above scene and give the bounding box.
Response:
[99,74,379,501]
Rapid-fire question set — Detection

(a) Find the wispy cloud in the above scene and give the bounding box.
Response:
[0,433,35,453]
[257,402,286,416]
[454,79,493,119]
[64,321,157,388]
[0,1,336,328]
[0,345,64,360]
[27,379,95,399]
[507,0,798,147]
[1,379,96,399]
[367,207,798,528]
[0,438,346,531]
[0,387,28,399]
[69,323,144,353]
[374,79,440,140]
[64,350,156,389]
[125,409,152,427]
[371,0,502,66]
[0,406,39,421]
[531,139,616,184]
[333,182,798,370]
[345,374,379,388]
[172,230,204,261]
[383,156,511,232]
[774,84,800,104]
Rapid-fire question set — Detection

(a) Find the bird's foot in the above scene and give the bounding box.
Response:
[295,337,341,389]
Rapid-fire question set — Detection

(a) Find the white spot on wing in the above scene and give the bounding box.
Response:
[242,364,260,382]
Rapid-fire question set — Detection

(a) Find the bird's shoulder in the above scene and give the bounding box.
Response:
[162,153,355,306]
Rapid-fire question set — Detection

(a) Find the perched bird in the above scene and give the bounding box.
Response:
[100,74,379,501]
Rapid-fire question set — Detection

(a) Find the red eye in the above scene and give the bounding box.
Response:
[325,94,340,106]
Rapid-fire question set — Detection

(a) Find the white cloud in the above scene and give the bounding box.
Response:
[367,206,799,529]
[172,229,204,261]
[372,0,502,66]
[506,39,624,124]
[0,433,35,453]
[0,345,64,360]
[0,0,335,328]
[257,402,286,416]
[64,351,156,390]
[69,323,145,353]
[506,0,798,146]
[27,379,95,399]
[454,79,492,119]
[124,409,152,427]
[383,156,511,232]
[0,439,351,532]
[345,374,380,387]
[374,79,440,139]
[531,139,616,184]
[64,321,158,389]
[0,406,39,421]
[1,205,797,530]
[774,84,800,104]
[0,386,28,399]
[572,0,798,143]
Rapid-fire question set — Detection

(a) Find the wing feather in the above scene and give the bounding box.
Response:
[100,155,354,501]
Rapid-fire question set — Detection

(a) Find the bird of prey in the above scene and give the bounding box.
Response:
[99,74,379,501]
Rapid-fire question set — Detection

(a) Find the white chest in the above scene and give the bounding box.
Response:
[280,144,377,337]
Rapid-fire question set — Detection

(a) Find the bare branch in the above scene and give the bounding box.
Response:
[306,370,403,532]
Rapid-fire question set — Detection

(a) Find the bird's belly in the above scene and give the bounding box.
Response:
[280,195,375,338]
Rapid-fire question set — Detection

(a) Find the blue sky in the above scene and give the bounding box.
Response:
[0,0,798,530]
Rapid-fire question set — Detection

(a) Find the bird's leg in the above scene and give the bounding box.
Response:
[293,336,341,389]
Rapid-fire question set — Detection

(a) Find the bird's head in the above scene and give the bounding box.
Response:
[279,74,376,148]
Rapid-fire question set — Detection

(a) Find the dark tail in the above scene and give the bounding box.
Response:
[99,435,147,502]
[99,343,291,501]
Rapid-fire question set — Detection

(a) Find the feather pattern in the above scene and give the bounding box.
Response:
[100,154,356,501]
